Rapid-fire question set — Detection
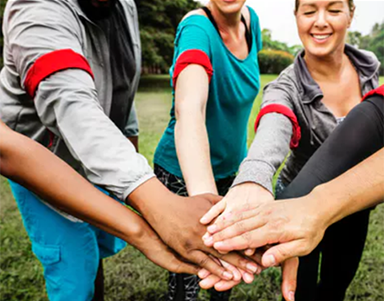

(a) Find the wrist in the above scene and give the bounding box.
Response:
[231,182,274,202]
[128,178,178,223]
[309,185,341,230]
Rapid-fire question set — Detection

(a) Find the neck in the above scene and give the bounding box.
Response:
[304,46,347,82]
[207,4,242,34]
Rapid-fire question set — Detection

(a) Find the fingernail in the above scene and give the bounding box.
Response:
[265,255,276,267]
[289,291,295,301]
[207,225,217,233]
[213,241,224,249]
[244,272,254,283]
[204,236,213,244]
[223,271,233,280]
[198,269,209,279]
[200,216,208,223]
[246,263,257,273]
[202,232,210,240]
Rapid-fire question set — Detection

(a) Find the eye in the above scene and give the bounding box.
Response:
[303,11,315,15]
[329,10,342,14]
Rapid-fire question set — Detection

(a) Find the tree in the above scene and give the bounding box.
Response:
[135,0,200,74]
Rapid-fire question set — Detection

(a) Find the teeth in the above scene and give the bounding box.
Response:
[313,34,331,40]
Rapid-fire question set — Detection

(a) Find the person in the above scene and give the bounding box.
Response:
[0,0,260,299]
[153,0,263,300]
[0,119,199,276]
[201,0,380,300]
[200,86,384,298]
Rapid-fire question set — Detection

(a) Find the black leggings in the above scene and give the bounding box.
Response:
[278,95,384,301]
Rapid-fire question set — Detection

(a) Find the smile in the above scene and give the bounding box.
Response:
[311,34,332,40]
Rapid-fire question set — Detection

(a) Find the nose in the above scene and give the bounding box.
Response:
[314,10,329,29]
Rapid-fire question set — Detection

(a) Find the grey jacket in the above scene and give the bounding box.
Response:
[233,44,380,193]
[0,0,154,201]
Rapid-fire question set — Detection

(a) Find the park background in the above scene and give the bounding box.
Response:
[0,0,383,300]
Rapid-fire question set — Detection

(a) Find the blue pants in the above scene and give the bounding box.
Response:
[9,181,126,301]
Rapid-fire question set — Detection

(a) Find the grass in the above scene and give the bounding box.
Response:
[0,75,383,300]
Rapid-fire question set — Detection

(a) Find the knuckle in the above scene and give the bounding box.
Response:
[197,256,210,267]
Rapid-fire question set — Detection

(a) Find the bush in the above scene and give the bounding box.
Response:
[258,49,294,74]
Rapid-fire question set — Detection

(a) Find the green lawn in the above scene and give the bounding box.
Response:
[0,75,383,300]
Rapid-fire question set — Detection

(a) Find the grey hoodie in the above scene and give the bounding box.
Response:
[233,44,380,193]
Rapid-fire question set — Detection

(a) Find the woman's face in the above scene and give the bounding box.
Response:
[209,0,246,15]
[295,0,353,58]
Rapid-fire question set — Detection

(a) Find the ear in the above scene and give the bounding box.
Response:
[348,7,355,28]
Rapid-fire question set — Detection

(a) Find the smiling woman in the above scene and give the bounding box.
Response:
[200,0,381,300]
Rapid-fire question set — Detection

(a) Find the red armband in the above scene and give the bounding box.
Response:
[254,104,301,149]
[361,85,384,102]
[172,49,213,87]
[24,49,94,98]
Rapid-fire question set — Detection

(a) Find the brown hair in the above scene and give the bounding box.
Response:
[295,0,355,13]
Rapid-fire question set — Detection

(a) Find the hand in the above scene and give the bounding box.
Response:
[128,179,261,280]
[201,196,326,267]
[130,218,199,274]
[200,183,274,254]
[197,251,298,301]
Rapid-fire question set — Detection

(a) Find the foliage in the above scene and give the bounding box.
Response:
[135,0,200,74]
[261,28,302,56]
[258,49,294,74]
[348,21,384,75]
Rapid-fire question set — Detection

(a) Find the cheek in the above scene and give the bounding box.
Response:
[296,18,311,36]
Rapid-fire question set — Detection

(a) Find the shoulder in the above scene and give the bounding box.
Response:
[263,65,300,102]
[181,8,208,22]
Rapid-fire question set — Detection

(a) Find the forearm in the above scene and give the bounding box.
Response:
[174,64,216,196]
[0,124,152,247]
[312,148,384,228]
[36,70,154,200]
[232,113,292,194]
[175,114,217,196]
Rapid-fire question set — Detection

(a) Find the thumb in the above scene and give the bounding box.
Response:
[261,240,302,267]
[200,198,226,224]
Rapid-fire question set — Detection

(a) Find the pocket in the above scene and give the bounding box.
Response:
[32,241,61,266]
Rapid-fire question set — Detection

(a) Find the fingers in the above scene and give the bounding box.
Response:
[146,244,200,275]
[244,248,256,256]
[281,257,299,301]
[204,216,266,247]
[220,259,242,281]
[190,251,233,280]
[207,207,263,235]
[212,227,276,253]
[262,240,304,267]
[220,251,262,275]
[200,199,226,224]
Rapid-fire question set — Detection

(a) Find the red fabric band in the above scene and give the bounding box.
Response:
[24,49,94,98]
[361,85,384,102]
[172,49,213,87]
[254,104,302,149]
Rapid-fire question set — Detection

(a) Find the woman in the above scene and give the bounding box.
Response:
[201,0,380,300]
[153,0,263,300]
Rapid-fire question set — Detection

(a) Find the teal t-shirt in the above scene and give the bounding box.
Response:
[154,7,262,180]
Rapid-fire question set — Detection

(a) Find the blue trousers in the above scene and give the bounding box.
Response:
[9,181,126,301]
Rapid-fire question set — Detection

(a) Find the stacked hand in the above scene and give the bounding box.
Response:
[199,183,299,301]
[128,178,262,285]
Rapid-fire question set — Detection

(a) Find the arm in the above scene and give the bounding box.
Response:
[201,81,296,229]
[0,121,196,274]
[6,0,153,201]
[175,64,217,196]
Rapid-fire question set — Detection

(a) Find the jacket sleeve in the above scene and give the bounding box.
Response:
[6,0,154,200]
[123,104,139,137]
[232,79,297,194]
